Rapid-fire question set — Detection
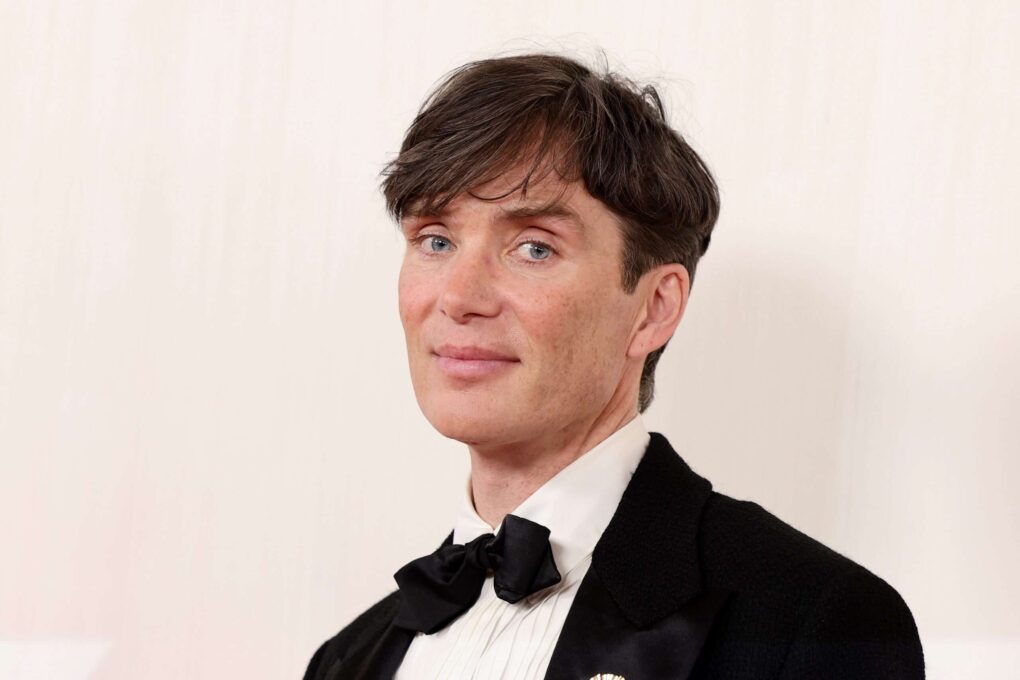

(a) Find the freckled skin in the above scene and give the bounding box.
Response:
[397,165,689,522]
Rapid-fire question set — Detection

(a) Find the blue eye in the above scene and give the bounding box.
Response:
[424,235,451,252]
[520,242,552,261]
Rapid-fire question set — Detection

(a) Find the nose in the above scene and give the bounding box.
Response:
[438,245,501,323]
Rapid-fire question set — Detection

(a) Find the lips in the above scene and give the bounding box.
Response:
[432,344,519,380]
[433,344,518,361]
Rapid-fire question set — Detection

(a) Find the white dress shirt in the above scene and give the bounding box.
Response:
[394,416,651,680]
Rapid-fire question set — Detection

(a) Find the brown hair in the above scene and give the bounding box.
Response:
[381,53,720,412]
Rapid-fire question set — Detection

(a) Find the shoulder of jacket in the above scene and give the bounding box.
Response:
[698,491,876,597]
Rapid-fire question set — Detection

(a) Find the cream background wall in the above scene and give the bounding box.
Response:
[1,1,1017,678]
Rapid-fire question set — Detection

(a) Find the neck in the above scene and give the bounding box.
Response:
[467,393,639,529]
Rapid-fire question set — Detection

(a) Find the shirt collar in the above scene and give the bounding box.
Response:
[453,415,651,577]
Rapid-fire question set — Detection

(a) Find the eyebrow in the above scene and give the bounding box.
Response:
[403,202,584,232]
[497,203,584,230]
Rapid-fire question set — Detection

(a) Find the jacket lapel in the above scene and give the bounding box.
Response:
[543,432,729,680]
[324,622,414,680]
[324,531,455,680]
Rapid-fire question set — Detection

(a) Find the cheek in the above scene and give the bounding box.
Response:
[520,285,619,366]
[397,266,428,330]
[397,270,431,393]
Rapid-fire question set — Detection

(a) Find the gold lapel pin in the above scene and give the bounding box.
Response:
[588,675,626,680]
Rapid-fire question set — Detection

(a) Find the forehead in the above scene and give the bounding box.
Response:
[403,163,615,234]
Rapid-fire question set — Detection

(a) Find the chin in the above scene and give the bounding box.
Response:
[419,395,520,446]
[425,410,503,445]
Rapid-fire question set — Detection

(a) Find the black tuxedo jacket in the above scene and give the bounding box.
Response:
[305,433,924,679]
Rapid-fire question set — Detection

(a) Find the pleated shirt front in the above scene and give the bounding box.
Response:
[394,416,651,680]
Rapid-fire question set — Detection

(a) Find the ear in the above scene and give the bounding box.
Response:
[626,263,691,359]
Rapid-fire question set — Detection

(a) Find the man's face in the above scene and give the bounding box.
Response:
[397,166,649,448]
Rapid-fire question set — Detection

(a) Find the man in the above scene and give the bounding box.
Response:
[305,53,924,679]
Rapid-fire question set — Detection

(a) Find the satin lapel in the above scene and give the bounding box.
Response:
[324,532,457,680]
[324,622,415,680]
[544,432,727,680]
[544,567,729,680]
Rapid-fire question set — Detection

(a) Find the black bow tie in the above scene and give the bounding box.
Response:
[392,514,562,634]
